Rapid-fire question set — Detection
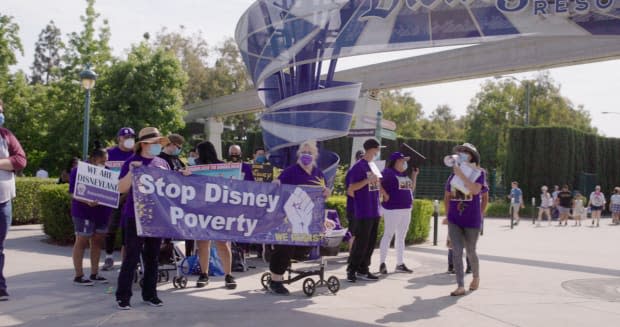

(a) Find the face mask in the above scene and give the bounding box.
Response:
[374,152,380,161]
[172,147,182,156]
[300,153,313,166]
[188,157,196,166]
[123,138,135,149]
[0,113,5,126]
[230,154,241,162]
[148,143,162,156]
[402,162,408,171]
[256,155,266,164]
[457,152,469,163]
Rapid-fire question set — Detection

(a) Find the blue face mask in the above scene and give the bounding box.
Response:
[148,144,162,156]
[173,147,182,156]
[457,152,469,163]
[256,155,266,164]
[374,152,380,161]
[0,113,4,126]
[187,157,196,166]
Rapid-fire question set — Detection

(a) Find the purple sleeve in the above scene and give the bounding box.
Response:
[348,163,366,184]
[477,171,488,193]
[68,167,77,194]
[119,160,131,179]
[381,169,396,194]
[277,166,293,184]
[243,163,254,181]
[445,174,454,192]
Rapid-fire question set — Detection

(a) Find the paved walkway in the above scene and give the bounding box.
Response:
[1,218,619,326]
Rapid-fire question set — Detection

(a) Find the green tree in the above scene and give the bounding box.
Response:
[380,90,424,138]
[0,13,23,87]
[94,42,187,139]
[31,20,64,84]
[420,105,465,140]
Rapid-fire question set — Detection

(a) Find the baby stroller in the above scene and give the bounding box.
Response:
[135,240,199,289]
[260,210,348,297]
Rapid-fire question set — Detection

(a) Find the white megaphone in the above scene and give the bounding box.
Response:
[443,154,459,167]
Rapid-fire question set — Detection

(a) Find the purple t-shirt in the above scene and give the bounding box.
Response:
[348,159,380,219]
[345,169,354,216]
[106,146,134,172]
[278,163,325,187]
[242,162,254,181]
[119,154,170,224]
[445,171,488,228]
[381,168,413,210]
[69,166,113,222]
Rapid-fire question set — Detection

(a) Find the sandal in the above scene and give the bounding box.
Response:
[450,287,466,296]
[469,278,480,291]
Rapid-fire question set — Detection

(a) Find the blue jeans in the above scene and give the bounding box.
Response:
[0,200,12,291]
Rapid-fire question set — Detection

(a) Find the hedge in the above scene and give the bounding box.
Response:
[325,195,433,245]
[38,184,74,244]
[13,177,57,225]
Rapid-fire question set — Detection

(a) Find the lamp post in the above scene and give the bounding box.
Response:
[80,64,97,161]
[495,75,530,126]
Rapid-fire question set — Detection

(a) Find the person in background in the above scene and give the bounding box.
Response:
[102,127,136,271]
[344,150,365,252]
[551,185,560,221]
[610,187,620,225]
[587,185,606,227]
[267,140,330,295]
[0,98,28,301]
[35,166,49,179]
[159,134,186,172]
[115,127,181,310]
[444,143,486,296]
[556,185,573,227]
[573,191,586,227]
[378,152,418,274]
[508,181,524,225]
[253,147,267,164]
[58,157,79,184]
[346,138,384,283]
[537,185,553,226]
[228,144,254,181]
[69,142,112,286]
[194,141,237,290]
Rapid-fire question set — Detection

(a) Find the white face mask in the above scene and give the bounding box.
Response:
[122,138,135,149]
[457,152,470,163]
[402,161,408,171]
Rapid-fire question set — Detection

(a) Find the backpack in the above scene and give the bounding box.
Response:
[231,242,248,272]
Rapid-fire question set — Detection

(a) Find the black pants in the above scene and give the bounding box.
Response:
[105,206,124,255]
[347,218,379,274]
[269,245,312,275]
[115,216,161,302]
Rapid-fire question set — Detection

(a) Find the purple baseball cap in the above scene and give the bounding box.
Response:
[117,127,135,137]
[389,152,410,162]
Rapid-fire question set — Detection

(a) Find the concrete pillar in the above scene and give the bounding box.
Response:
[350,90,382,166]
[204,117,224,159]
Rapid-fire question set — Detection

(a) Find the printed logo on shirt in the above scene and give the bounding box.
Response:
[397,176,412,190]
[367,172,379,192]
[449,186,473,202]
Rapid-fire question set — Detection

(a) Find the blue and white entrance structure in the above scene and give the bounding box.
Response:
[187,0,620,185]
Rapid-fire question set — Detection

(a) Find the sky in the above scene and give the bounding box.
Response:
[4,0,620,137]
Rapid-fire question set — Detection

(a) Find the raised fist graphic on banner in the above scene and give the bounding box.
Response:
[284,187,315,234]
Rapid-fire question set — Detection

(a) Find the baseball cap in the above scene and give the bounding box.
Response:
[363,138,385,150]
[389,152,410,161]
[117,127,135,137]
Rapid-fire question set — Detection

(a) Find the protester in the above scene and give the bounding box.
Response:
[115,127,177,310]
[610,187,620,225]
[228,144,254,181]
[194,141,237,290]
[344,150,365,251]
[378,152,418,274]
[187,145,199,166]
[346,138,384,283]
[102,127,136,271]
[508,181,524,225]
[573,191,586,227]
[0,98,27,301]
[253,147,267,164]
[444,143,486,296]
[268,140,330,295]
[588,185,606,227]
[58,157,79,184]
[556,185,573,226]
[69,142,111,286]
[537,185,553,226]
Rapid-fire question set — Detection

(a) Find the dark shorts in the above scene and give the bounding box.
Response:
[72,216,108,236]
[591,205,603,211]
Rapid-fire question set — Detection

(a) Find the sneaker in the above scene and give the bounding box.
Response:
[346,270,357,283]
[357,272,379,281]
[90,274,108,284]
[196,273,209,288]
[225,274,237,290]
[465,267,472,274]
[0,289,9,301]
[395,264,413,274]
[142,297,163,307]
[379,263,388,275]
[268,281,290,295]
[116,299,131,310]
[102,257,114,271]
[73,276,94,286]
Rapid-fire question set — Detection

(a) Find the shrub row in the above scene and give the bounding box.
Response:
[13,177,57,224]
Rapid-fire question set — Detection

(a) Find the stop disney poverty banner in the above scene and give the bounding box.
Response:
[131,166,325,246]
